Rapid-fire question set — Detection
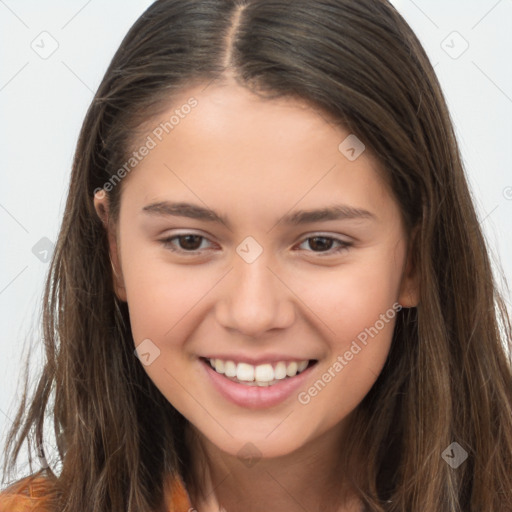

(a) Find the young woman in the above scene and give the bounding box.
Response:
[1,1,511,511]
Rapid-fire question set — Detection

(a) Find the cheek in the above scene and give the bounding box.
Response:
[293,283,397,427]
[288,254,402,415]
[293,250,403,340]
[121,255,212,413]
[125,263,214,344]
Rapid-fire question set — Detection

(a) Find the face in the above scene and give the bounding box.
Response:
[95,81,418,460]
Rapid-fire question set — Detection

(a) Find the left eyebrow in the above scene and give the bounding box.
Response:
[141,200,376,230]
[280,205,376,225]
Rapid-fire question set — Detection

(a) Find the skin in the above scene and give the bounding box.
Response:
[94,79,419,512]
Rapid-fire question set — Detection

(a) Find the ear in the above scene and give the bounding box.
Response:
[93,189,127,302]
[397,224,420,308]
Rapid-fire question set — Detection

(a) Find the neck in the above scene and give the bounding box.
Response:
[184,421,363,512]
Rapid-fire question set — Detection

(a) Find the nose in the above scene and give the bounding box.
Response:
[214,250,296,338]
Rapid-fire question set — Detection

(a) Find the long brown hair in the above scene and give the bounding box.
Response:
[2,1,512,510]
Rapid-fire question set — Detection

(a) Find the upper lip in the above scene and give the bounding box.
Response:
[201,354,316,365]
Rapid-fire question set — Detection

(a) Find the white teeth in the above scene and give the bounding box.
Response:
[297,360,308,372]
[286,361,298,377]
[236,362,255,382]
[254,363,274,382]
[207,357,311,385]
[274,362,287,380]
[224,360,237,377]
[214,358,225,374]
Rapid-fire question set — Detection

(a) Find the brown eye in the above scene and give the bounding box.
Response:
[307,237,334,252]
[160,234,211,253]
[297,235,352,255]
[176,235,203,250]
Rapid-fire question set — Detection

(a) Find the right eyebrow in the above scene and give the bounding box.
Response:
[142,201,231,228]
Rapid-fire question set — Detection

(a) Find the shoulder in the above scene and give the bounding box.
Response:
[164,472,194,512]
[1,472,191,512]
[0,474,55,512]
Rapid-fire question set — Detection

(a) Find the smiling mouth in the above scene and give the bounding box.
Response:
[200,357,318,387]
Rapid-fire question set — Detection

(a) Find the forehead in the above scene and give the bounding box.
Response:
[119,82,398,227]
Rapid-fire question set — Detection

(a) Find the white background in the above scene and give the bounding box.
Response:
[1,0,511,476]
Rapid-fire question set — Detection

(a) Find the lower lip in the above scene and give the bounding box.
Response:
[200,358,317,409]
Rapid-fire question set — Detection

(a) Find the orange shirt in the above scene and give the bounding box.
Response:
[0,472,193,512]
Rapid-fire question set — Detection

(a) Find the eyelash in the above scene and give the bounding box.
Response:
[158,233,352,256]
